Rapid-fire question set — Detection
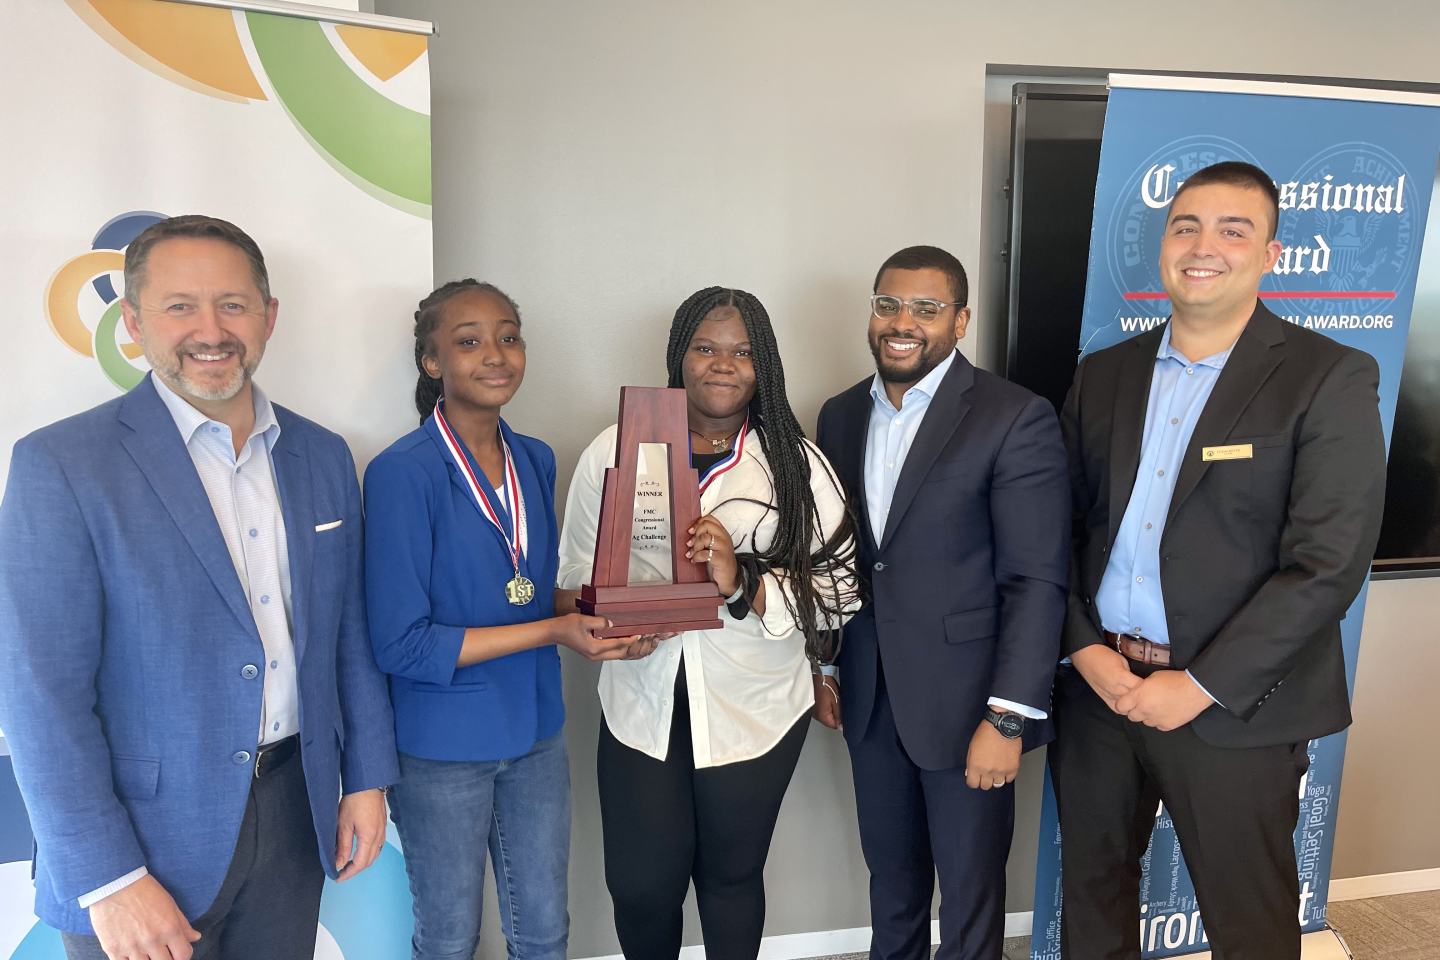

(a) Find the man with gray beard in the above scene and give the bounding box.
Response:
[0,216,398,960]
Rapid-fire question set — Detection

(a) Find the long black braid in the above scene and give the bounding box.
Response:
[412,279,522,422]
[666,287,860,662]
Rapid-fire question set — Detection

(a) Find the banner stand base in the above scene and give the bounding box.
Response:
[1307,927,1355,960]
[1168,928,1352,959]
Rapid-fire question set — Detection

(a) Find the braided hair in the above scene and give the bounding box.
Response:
[666,287,860,661]
[412,279,522,422]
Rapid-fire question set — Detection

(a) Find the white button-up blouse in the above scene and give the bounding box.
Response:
[558,423,860,767]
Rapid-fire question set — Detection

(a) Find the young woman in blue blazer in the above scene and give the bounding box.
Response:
[363,280,631,960]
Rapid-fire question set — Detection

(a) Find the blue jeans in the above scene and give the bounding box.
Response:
[389,732,570,960]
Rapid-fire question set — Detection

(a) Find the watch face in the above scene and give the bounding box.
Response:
[995,712,1024,738]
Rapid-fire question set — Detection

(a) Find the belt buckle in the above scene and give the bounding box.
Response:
[1116,632,1147,663]
[254,739,281,779]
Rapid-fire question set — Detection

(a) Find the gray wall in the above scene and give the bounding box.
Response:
[1333,575,1440,879]
[375,1,1440,955]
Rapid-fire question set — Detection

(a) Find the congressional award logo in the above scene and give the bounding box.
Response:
[1270,141,1414,327]
[1084,135,1263,352]
[1085,135,1416,353]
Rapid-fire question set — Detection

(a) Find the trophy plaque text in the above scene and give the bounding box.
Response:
[578,387,724,638]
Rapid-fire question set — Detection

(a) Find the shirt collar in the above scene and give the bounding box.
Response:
[1156,322,1233,371]
[869,348,959,413]
[151,373,281,449]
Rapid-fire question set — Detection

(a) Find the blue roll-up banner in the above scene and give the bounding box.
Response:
[1030,75,1440,959]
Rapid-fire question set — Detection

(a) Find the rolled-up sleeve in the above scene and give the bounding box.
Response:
[557,428,614,590]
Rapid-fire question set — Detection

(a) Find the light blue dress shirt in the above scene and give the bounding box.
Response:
[1094,325,1229,703]
[152,375,296,741]
[863,349,1043,719]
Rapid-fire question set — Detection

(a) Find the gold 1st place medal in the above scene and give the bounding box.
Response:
[505,574,535,606]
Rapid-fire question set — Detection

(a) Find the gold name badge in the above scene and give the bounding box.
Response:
[1202,443,1254,462]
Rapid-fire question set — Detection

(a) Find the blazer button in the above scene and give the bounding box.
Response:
[232,751,251,765]
[873,561,886,572]
[241,664,259,680]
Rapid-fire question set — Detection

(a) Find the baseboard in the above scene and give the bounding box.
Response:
[575,912,1035,960]
[1329,867,1440,901]
[575,874,1440,960]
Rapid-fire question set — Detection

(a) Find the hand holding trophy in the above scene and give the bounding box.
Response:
[577,386,725,638]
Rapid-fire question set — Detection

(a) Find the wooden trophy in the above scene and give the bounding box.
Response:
[578,386,724,638]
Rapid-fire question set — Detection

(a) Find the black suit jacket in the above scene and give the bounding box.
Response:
[816,353,1069,770]
[1062,304,1387,748]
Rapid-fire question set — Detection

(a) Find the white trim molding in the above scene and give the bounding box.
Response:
[573,876,1440,960]
[572,910,1387,960]
[167,0,433,34]
[576,914,1036,960]
[1108,73,1440,107]
[1330,867,1440,902]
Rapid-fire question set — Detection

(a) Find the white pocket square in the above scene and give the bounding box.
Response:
[314,519,344,532]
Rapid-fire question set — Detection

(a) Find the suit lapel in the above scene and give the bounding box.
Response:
[880,355,973,550]
[832,383,878,553]
[1106,332,1161,547]
[427,414,517,562]
[271,415,314,664]
[1165,305,1286,526]
[117,377,259,642]
[425,414,497,529]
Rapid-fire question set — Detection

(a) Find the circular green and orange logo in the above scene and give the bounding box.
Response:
[45,211,165,390]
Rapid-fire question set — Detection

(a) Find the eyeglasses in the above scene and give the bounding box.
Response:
[870,294,961,322]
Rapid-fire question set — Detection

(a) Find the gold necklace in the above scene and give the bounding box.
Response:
[690,428,736,452]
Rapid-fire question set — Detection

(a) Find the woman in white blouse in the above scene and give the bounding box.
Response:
[557,286,860,960]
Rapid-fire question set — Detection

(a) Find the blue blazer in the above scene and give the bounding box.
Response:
[363,417,563,762]
[0,375,399,934]
[816,354,1070,769]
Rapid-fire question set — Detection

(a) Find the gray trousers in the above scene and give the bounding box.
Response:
[63,744,325,960]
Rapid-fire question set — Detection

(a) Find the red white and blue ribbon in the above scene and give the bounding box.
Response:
[432,401,528,571]
[697,417,748,496]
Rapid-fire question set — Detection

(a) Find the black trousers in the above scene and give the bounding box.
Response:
[597,661,809,960]
[1048,665,1310,960]
[63,742,325,960]
[848,665,1013,960]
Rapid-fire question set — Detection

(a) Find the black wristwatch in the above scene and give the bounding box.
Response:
[984,707,1026,740]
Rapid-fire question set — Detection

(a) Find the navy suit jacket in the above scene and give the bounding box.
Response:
[363,417,564,762]
[0,375,399,933]
[816,354,1070,770]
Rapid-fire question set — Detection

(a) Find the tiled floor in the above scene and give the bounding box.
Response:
[811,889,1440,959]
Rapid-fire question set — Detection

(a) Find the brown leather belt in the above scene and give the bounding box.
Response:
[1104,631,1172,667]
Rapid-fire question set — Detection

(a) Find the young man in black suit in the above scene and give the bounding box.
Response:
[1053,161,1387,959]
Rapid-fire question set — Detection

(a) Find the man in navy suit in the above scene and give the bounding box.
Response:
[814,246,1069,960]
[0,216,399,960]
